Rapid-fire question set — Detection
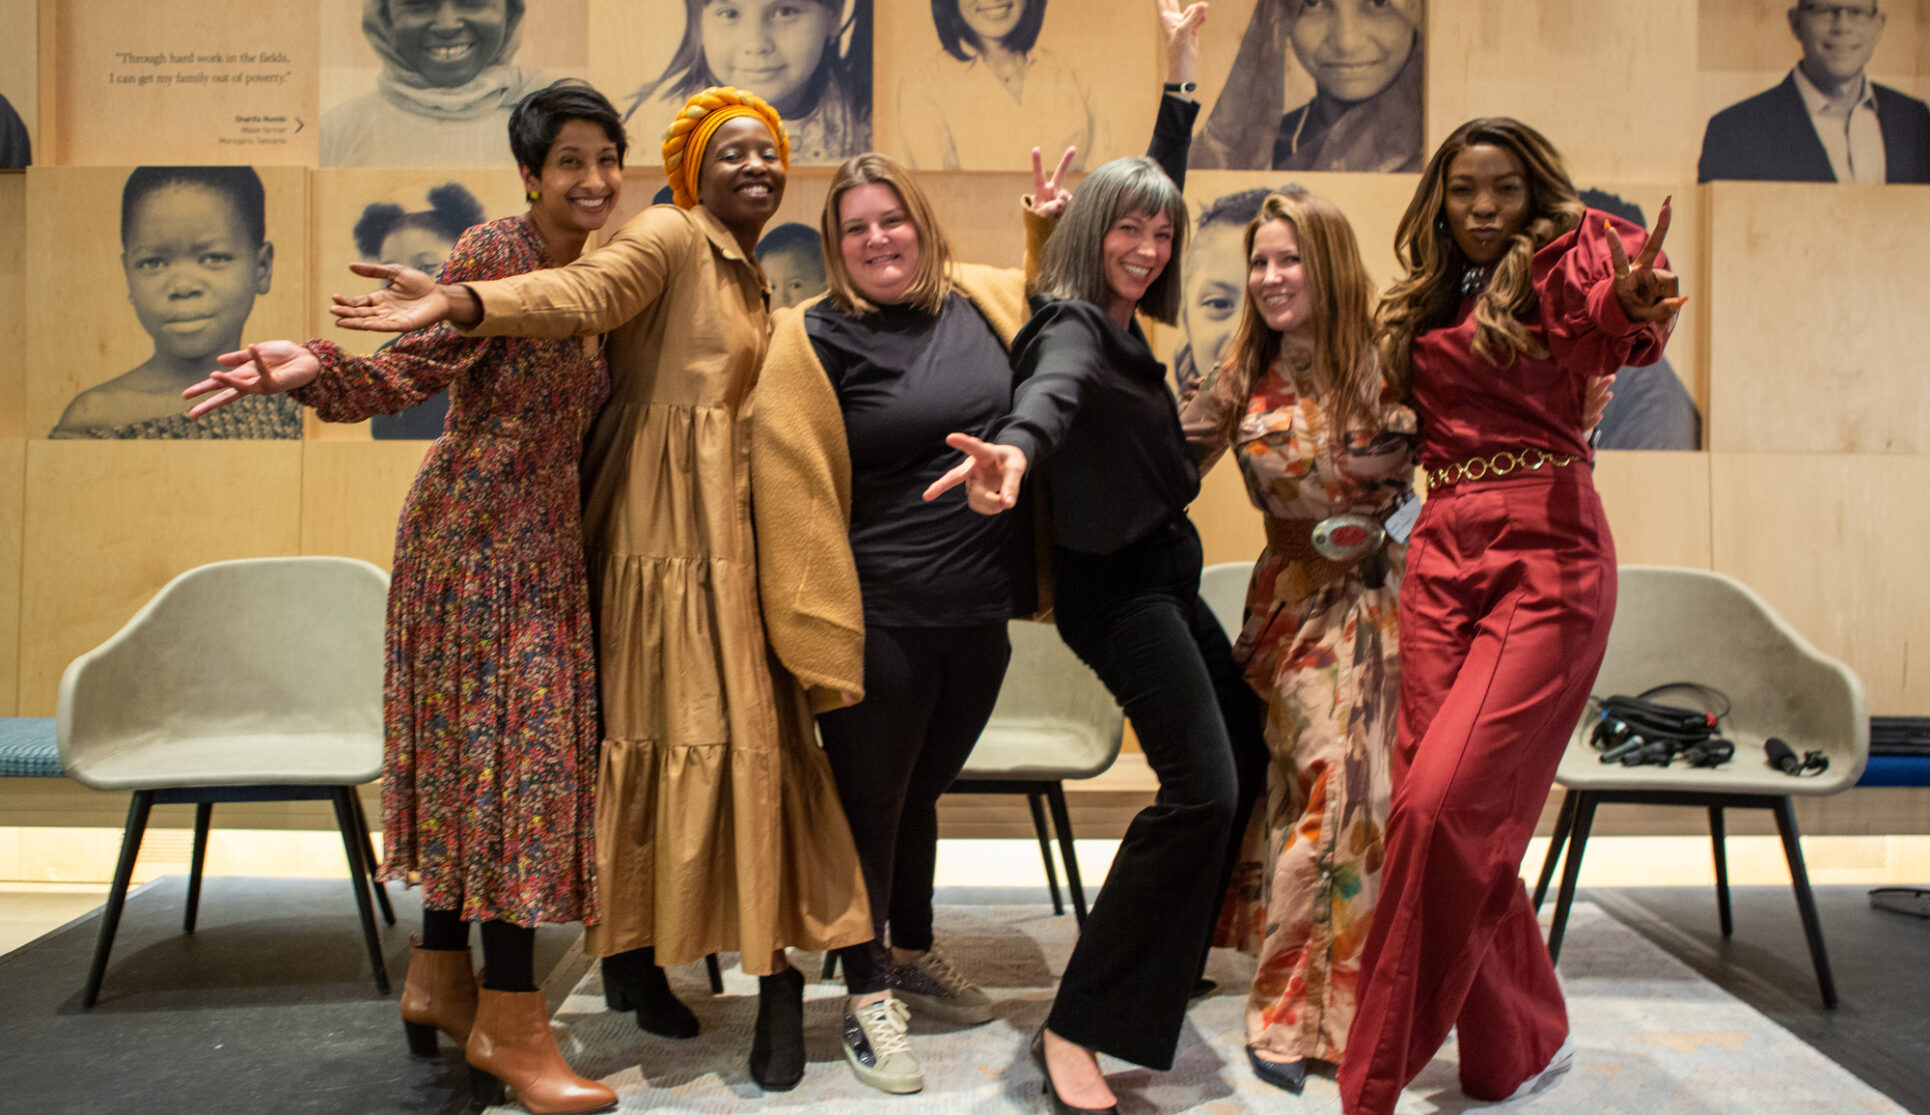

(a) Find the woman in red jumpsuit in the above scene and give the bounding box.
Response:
[1336,117,1684,1115]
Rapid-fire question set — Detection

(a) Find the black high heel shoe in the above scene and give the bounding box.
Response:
[1029,1026,1118,1115]
[1246,1045,1306,1094]
[601,947,699,1039]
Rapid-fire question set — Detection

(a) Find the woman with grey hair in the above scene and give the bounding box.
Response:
[926,151,1266,1114]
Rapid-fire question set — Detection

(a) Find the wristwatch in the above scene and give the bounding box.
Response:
[1163,81,1197,94]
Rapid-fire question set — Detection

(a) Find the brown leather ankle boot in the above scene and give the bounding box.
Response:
[466,988,618,1114]
[400,935,479,1055]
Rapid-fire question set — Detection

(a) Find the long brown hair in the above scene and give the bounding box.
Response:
[1219,188,1382,437]
[1376,117,1583,396]
[819,152,954,316]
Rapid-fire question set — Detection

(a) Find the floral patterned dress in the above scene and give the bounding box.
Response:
[1182,337,1414,1063]
[296,214,609,927]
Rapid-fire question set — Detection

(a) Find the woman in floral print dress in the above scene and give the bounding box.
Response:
[184,81,634,1115]
[1181,187,1414,1094]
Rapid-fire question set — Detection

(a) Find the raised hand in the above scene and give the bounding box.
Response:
[1158,0,1210,85]
[1029,145,1078,217]
[1606,197,1688,324]
[1584,373,1616,429]
[330,261,452,333]
[182,341,321,418]
[923,432,1028,515]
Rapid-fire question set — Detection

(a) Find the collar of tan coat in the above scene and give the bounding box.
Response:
[752,207,1053,713]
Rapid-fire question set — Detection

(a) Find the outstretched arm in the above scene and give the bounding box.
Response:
[1150,0,1207,188]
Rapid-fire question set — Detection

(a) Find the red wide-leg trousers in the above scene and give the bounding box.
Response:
[1338,468,1616,1115]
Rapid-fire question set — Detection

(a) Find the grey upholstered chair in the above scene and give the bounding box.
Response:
[949,619,1125,925]
[58,556,396,1006]
[1531,565,1868,1008]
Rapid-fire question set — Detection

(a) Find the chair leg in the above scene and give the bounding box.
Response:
[1709,806,1734,938]
[184,802,213,934]
[1547,792,1598,964]
[1772,797,1838,1010]
[704,953,724,995]
[1027,792,1064,916]
[1044,783,1087,928]
[85,791,155,1008]
[1532,791,1578,911]
[821,951,838,980]
[331,787,391,995]
[348,789,395,927]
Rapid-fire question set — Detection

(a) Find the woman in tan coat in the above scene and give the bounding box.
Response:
[330,86,871,1095]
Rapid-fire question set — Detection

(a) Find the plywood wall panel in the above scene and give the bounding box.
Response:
[1593,451,1712,569]
[47,0,319,165]
[1705,181,1930,454]
[299,440,430,569]
[1427,0,1703,183]
[0,0,35,164]
[0,174,23,440]
[1710,452,1930,715]
[17,440,303,714]
[0,439,22,717]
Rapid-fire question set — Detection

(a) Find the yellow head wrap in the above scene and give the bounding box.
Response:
[661,86,790,210]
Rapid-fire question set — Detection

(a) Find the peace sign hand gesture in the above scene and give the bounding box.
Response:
[329,261,452,333]
[1606,196,1689,324]
[1028,146,1078,218]
[1157,0,1209,86]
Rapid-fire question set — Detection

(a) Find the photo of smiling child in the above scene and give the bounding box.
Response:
[51,166,298,439]
[891,0,1106,171]
[322,0,555,167]
[1193,0,1423,172]
[623,0,872,164]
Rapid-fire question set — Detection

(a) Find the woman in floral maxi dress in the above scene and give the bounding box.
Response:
[1181,188,1413,1093]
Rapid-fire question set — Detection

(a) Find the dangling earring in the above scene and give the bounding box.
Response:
[526,189,541,202]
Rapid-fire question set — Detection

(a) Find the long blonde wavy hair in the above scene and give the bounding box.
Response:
[1218,188,1382,437]
[1376,117,1583,396]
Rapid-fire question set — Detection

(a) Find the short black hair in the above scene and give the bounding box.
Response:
[933,0,1047,62]
[756,221,822,260]
[1577,188,1645,228]
[508,79,628,175]
[1197,186,1278,233]
[353,182,486,258]
[121,166,266,248]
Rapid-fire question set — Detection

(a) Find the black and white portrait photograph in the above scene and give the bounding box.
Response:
[757,221,829,309]
[611,0,872,165]
[1699,0,1930,182]
[357,182,488,438]
[0,0,28,166]
[1193,0,1423,173]
[45,166,304,440]
[321,0,587,168]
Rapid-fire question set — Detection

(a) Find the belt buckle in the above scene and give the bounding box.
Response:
[1311,513,1386,562]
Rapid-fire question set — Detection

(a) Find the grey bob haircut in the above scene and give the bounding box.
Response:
[1032,156,1189,325]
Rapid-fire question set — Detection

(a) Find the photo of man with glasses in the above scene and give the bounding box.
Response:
[1698,1,1930,182]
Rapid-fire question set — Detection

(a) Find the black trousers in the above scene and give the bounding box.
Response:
[1044,516,1266,1070]
[818,622,1012,994]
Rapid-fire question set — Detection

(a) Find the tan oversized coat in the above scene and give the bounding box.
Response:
[461,203,870,970]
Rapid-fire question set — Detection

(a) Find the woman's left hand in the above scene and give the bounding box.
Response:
[1159,0,1209,87]
[1028,146,1077,218]
[1607,197,1689,324]
[1584,373,1616,429]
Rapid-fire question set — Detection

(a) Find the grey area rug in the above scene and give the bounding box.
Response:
[506,902,1904,1113]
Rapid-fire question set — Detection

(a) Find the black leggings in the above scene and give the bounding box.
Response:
[818,622,1012,994]
[421,908,536,992]
[1043,516,1266,1070]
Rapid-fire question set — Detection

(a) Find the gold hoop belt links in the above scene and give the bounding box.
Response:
[1425,447,1582,492]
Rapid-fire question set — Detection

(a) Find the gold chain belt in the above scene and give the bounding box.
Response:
[1425,447,1582,492]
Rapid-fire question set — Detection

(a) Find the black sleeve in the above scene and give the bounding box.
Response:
[994,303,1105,466]
[1147,93,1199,192]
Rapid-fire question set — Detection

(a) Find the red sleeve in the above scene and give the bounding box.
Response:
[1533,208,1675,377]
[294,221,517,423]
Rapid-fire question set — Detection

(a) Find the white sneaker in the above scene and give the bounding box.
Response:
[1505,1034,1575,1101]
[888,942,994,1025]
[841,996,924,1094]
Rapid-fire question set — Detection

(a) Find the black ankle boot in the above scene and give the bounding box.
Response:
[750,966,805,1091]
[602,947,699,1039]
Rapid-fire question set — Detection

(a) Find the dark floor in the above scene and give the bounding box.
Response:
[2,879,1926,1113]
[1588,884,1930,1114]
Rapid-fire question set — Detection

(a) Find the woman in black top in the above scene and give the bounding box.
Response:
[928,95,1267,1115]
[790,3,1210,1097]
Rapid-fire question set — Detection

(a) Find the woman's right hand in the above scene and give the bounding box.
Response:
[923,433,1028,515]
[329,262,452,333]
[182,341,319,418]
[1158,0,1209,87]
